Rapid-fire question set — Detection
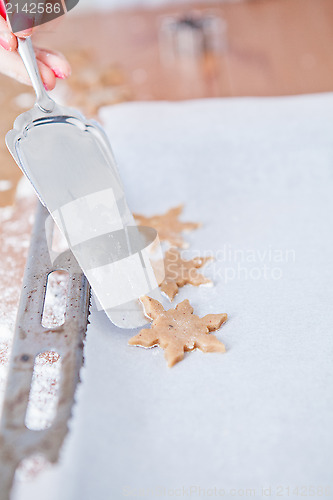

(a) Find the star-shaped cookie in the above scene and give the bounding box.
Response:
[134,205,200,248]
[159,248,213,301]
[129,297,227,367]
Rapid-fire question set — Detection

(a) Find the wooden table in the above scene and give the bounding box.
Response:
[43,0,333,99]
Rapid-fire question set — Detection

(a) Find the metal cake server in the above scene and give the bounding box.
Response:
[6,37,162,329]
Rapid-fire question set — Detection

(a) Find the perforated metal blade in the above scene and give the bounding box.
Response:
[6,38,162,328]
[0,201,90,500]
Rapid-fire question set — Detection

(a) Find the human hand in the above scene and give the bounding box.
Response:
[0,1,71,90]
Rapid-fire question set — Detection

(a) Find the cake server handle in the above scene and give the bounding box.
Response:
[17,37,55,113]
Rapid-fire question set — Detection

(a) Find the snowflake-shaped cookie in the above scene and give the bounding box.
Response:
[129,297,227,367]
[134,205,200,248]
[160,248,213,301]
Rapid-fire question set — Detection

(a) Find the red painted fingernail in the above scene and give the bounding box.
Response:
[53,69,66,79]
[0,2,7,20]
[43,83,49,91]
[0,37,11,51]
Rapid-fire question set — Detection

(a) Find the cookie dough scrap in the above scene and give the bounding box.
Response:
[129,297,227,367]
[134,205,200,248]
[160,248,213,301]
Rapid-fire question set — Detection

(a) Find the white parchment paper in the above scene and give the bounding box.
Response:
[14,95,333,499]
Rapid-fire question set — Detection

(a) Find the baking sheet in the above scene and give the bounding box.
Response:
[13,94,333,499]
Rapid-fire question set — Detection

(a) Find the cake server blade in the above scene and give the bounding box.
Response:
[6,37,162,329]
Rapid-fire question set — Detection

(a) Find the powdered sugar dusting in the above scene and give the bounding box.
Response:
[0,178,35,406]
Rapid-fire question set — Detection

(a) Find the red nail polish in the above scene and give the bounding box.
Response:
[43,83,49,91]
[53,69,66,79]
[0,2,7,20]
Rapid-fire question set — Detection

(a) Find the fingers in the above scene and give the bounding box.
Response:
[15,28,34,39]
[0,1,70,89]
[0,47,30,84]
[37,59,56,90]
[0,16,17,51]
[0,45,56,90]
[34,47,71,80]
[0,38,71,89]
